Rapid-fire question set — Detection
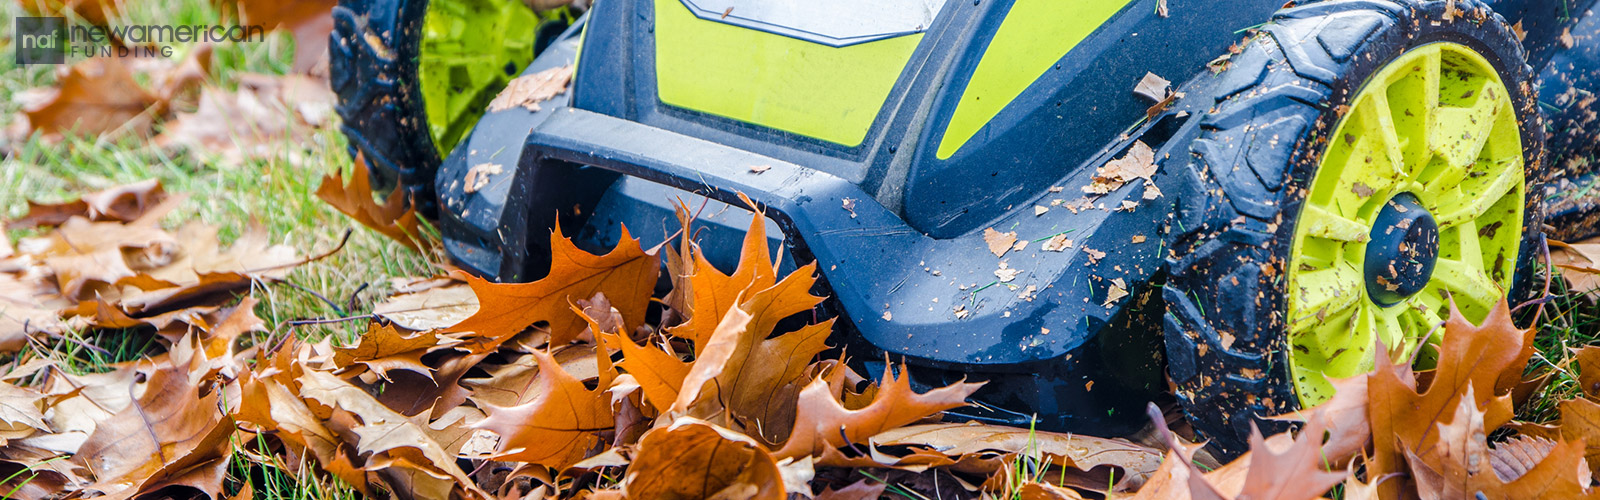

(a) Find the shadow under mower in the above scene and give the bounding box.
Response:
[331,0,1600,453]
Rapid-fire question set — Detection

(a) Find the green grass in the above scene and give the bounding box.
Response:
[1,0,440,497]
[1518,266,1600,424]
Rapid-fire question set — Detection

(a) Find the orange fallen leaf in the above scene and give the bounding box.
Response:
[473,349,612,469]
[1368,302,1533,498]
[1020,482,1087,500]
[666,195,780,349]
[316,155,427,252]
[446,225,658,349]
[74,345,235,498]
[603,331,690,412]
[20,47,212,142]
[227,0,336,73]
[984,228,1018,257]
[334,323,459,381]
[670,269,832,443]
[22,56,158,140]
[7,179,166,229]
[621,418,786,500]
[1207,420,1343,500]
[775,363,982,460]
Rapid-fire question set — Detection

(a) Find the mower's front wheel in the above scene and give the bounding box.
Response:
[1163,0,1546,454]
[329,0,548,216]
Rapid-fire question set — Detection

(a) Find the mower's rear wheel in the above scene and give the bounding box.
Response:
[1163,0,1546,454]
[329,0,547,217]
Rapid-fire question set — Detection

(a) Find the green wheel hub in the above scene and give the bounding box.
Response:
[1287,42,1526,404]
[419,0,541,156]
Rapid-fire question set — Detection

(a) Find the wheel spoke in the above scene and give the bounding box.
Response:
[1302,205,1372,243]
[1374,305,1411,358]
[1316,303,1375,374]
[1434,163,1520,228]
[1456,220,1483,264]
[1428,79,1505,172]
[1290,263,1365,332]
[1380,46,1442,176]
[1365,91,1411,183]
[1432,258,1505,312]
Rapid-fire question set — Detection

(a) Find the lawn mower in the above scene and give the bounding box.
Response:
[330,0,1600,452]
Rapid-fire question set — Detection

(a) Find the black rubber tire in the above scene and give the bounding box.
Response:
[329,0,441,216]
[1162,0,1547,455]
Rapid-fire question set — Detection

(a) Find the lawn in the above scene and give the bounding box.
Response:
[2,1,436,497]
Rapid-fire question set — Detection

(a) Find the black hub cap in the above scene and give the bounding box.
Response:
[1364,193,1440,307]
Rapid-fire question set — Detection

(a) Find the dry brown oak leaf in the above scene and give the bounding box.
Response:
[1552,240,1600,297]
[227,0,335,73]
[333,322,460,382]
[488,65,574,113]
[666,199,781,350]
[1405,387,1599,499]
[21,57,155,139]
[26,200,181,301]
[621,418,786,500]
[1199,421,1344,499]
[1509,392,1600,479]
[316,156,427,252]
[445,224,658,350]
[669,266,833,444]
[73,350,236,499]
[474,348,613,470]
[463,344,606,409]
[1117,402,1342,500]
[1367,301,1534,499]
[372,278,479,331]
[298,369,491,499]
[871,423,1162,492]
[775,363,982,460]
[7,179,166,229]
[113,221,300,315]
[234,369,366,494]
[21,47,211,140]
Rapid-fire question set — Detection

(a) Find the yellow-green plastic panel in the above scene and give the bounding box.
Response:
[420,0,539,155]
[936,0,1137,159]
[654,0,920,147]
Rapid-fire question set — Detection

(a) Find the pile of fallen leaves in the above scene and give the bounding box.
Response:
[0,180,303,351]
[12,175,1600,499]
